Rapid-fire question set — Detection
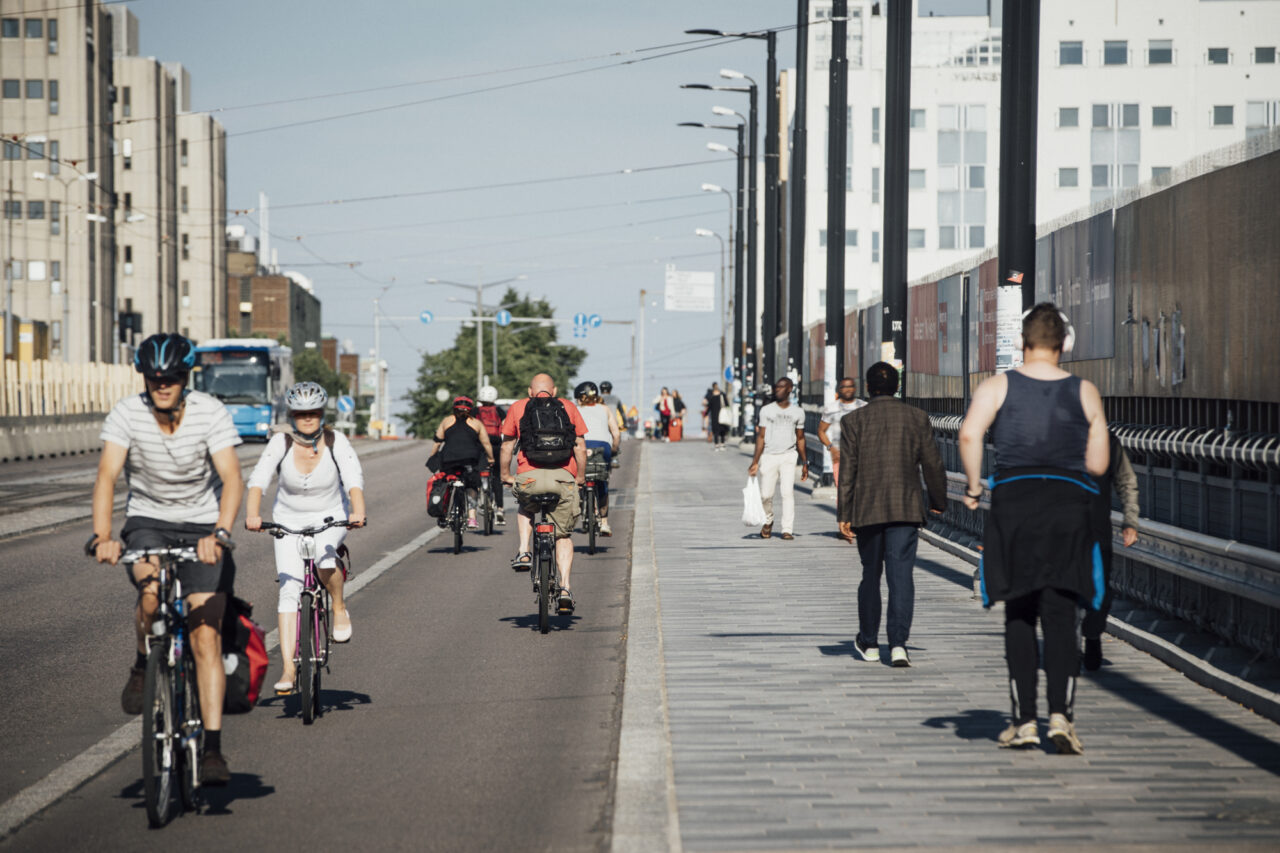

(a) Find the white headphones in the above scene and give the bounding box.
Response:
[1017,307,1076,354]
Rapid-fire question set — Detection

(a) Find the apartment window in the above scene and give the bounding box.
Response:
[50,201,60,233]
[909,168,926,190]
[50,260,60,281]
[27,201,44,220]
[25,79,42,99]
[938,104,959,131]
[3,141,19,160]
[1246,101,1280,139]
[2,79,19,99]
[817,289,859,309]
[871,167,880,203]
[939,225,957,250]
[46,18,56,53]
[1059,167,1079,188]
[1256,47,1277,64]
[1121,103,1139,128]
[1,19,18,38]
[1148,39,1172,65]
[180,139,188,166]
[1213,105,1234,126]
[239,280,252,302]
[123,192,132,214]
[910,109,926,130]
[969,225,985,248]
[6,261,22,279]
[1104,41,1128,65]
[871,231,880,263]
[1207,47,1229,65]
[24,18,41,38]
[1152,106,1173,127]
[1059,41,1083,65]
[28,260,45,281]
[181,233,190,261]
[871,107,880,144]
[180,186,189,214]
[182,280,190,297]
[3,199,19,217]
[123,246,133,275]
[48,80,58,114]
[1059,107,1079,128]
[48,140,58,172]
[122,138,132,170]
[1152,167,1172,182]
[26,141,43,159]
[907,228,925,249]
[938,164,959,191]
[1092,164,1110,188]
[122,86,131,117]
[968,165,985,189]
[1092,104,1110,128]
[818,230,859,248]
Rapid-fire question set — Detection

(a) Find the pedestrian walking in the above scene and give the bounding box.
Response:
[1082,431,1140,671]
[705,382,731,450]
[747,377,808,540]
[959,303,1110,755]
[836,363,947,667]
[653,387,674,440]
[817,376,867,487]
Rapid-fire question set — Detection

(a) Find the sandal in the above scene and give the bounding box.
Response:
[274,674,297,696]
[511,552,532,571]
[760,523,773,539]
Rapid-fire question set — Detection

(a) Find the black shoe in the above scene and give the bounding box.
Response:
[200,750,230,786]
[121,666,145,715]
[1082,637,1103,671]
[853,638,880,663]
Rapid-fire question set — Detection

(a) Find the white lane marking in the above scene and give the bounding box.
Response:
[0,524,442,840]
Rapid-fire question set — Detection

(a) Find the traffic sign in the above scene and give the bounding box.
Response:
[419,310,434,325]
[588,313,602,329]
[336,395,355,414]
[495,309,512,327]
[724,366,733,383]
[573,328,586,339]
[573,312,588,327]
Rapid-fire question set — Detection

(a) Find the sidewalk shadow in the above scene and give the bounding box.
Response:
[257,689,372,719]
[818,640,865,658]
[922,709,1008,743]
[915,556,976,589]
[500,612,582,632]
[117,772,275,817]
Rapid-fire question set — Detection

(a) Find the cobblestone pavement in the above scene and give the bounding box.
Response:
[645,439,1280,850]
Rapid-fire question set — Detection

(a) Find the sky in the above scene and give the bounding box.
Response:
[135,0,989,425]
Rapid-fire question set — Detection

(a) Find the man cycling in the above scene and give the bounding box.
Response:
[475,385,507,524]
[90,333,243,785]
[599,380,626,464]
[500,373,588,611]
[574,381,620,536]
[431,396,494,530]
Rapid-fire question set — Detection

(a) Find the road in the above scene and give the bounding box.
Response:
[0,440,636,851]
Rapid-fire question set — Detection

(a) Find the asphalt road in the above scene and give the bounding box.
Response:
[1,441,636,851]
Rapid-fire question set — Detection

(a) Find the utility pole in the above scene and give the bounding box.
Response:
[733,123,746,433]
[998,0,1041,309]
[762,30,780,386]
[746,82,759,392]
[372,295,382,430]
[637,289,646,425]
[882,0,913,373]
[4,178,13,358]
[826,0,849,375]
[475,284,483,396]
[788,0,811,377]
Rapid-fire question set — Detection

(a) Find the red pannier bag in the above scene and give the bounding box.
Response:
[426,471,448,518]
[222,596,269,712]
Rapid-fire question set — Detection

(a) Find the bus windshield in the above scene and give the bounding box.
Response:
[193,351,271,405]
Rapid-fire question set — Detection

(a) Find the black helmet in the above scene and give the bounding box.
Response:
[574,381,599,401]
[134,333,195,381]
[599,381,613,393]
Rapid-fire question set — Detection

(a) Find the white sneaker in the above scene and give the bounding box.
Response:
[997,720,1040,748]
[890,646,910,667]
[1048,713,1084,754]
[599,518,612,536]
[854,638,879,662]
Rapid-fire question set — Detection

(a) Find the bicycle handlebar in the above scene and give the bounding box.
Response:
[84,532,234,558]
[254,516,363,539]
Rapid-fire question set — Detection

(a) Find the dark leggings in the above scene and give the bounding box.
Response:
[1005,587,1081,722]
[486,443,504,509]
[658,413,671,438]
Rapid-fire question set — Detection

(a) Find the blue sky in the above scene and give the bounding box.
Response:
[137,0,990,421]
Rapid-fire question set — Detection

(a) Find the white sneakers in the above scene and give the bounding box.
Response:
[854,639,879,662]
[1048,713,1084,754]
[890,646,911,667]
[998,720,1040,748]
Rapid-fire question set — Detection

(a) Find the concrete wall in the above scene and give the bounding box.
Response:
[0,413,103,462]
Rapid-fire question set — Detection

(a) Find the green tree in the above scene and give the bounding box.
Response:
[399,289,586,437]
[294,348,349,399]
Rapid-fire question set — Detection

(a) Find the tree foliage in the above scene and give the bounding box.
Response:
[294,347,349,399]
[399,289,586,438]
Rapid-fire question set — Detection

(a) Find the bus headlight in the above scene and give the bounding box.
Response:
[256,422,269,432]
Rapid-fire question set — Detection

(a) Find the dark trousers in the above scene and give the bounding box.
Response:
[712,419,729,444]
[1081,546,1113,640]
[855,523,920,648]
[487,450,504,509]
[1005,587,1081,722]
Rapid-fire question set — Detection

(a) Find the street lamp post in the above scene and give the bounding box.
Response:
[33,169,98,361]
[788,0,811,378]
[424,275,526,398]
[695,228,727,373]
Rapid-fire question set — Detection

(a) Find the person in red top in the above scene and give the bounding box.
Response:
[500,373,588,609]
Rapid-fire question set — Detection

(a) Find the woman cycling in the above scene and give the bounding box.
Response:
[431,396,495,530]
[245,382,366,695]
[575,381,620,536]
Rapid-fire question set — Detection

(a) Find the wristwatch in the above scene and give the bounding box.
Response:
[214,527,232,544]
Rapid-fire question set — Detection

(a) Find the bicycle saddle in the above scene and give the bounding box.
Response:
[527,493,562,509]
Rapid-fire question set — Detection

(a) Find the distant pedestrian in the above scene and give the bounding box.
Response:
[817,377,867,488]
[1082,431,1140,671]
[836,363,947,667]
[960,303,1109,755]
[747,377,807,540]
[672,390,687,427]
[653,387,673,440]
[705,382,730,450]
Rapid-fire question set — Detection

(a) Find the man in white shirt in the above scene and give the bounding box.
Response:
[817,377,867,488]
[747,377,808,540]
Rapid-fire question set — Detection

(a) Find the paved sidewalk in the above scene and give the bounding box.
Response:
[643,439,1280,850]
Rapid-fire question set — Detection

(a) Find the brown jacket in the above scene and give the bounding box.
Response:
[837,396,948,528]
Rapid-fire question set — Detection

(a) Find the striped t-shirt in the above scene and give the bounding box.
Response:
[100,390,242,524]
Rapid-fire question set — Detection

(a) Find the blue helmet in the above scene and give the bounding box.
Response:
[134,333,195,381]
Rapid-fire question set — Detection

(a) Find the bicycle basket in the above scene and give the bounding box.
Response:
[584,448,610,481]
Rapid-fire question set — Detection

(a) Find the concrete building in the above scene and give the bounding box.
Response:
[1,0,118,362]
[175,109,227,341]
[225,268,320,350]
[791,0,1280,328]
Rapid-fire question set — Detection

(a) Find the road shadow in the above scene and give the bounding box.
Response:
[914,556,976,588]
[500,612,582,632]
[921,708,1009,744]
[116,771,276,818]
[257,689,372,719]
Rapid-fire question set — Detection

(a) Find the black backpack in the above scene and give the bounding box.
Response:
[518,396,576,467]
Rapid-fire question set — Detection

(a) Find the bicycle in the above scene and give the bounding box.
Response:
[255,517,357,725]
[526,492,563,634]
[580,448,610,555]
[478,469,496,537]
[440,470,471,554]
[85,539,227,827]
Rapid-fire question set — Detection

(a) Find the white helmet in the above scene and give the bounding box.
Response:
[286,381,328,412]
[477,385,498,403]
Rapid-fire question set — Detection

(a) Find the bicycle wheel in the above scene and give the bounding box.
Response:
[585,488,597,555]
[300,591,317,725]
[483,486,494,536]
[451,488,464,554]
[314,591,329,721]
[537,538,551,634]
[178,648,201,810]
[141,643,177,827]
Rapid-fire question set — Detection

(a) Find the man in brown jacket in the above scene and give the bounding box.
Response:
[837,362,948,667]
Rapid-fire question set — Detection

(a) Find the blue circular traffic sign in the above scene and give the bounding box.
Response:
[573,312,588,327]
[419,310,434,325]
[724,366,733,382]
[495,309,512,327]
[588,313,602,329]
[337,395,355,414]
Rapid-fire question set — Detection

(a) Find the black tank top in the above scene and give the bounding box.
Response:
[441,417,484,467]
[992,371,1089,473]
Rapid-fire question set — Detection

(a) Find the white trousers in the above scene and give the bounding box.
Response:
[758,451,798,533]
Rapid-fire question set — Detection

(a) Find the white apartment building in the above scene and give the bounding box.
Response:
[793,0,1280,327]
[0,0,118,362]
[176,110,227,342]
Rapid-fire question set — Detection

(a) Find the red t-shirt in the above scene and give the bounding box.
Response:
[500,396,588,476]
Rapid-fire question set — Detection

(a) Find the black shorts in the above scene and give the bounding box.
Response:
[120,516,236,596]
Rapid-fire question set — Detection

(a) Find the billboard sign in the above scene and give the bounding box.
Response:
[663,266,715,312]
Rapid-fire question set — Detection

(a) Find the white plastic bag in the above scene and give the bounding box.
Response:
[742,476,767,527]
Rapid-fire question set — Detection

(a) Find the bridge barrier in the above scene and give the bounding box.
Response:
[0,413,105,462]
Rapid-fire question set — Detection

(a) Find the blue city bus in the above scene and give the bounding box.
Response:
[191,338,294,440]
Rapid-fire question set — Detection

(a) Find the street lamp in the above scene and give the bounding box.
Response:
[424,274,526,396]
[32,169,99,361]
[695,228,728,375]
